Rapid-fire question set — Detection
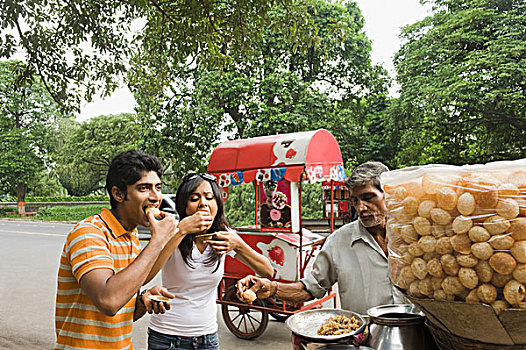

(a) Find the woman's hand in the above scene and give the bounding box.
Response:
[178,211,215,235]
[206,230,242,255]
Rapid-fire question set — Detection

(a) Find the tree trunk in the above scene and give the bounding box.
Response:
[17,182,27,214]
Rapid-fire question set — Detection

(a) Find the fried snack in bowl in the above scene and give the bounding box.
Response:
[440,254,459,276]
[483,215,511,235]
[475,260,494,283]
[148,295,173,302]
[430,208,452,225]
[413,216,432,236]
[496,199,520,219]
[491,300,509,315]
[411,258,428,280]
[471,242,493,261]
[241,290,257,303]
[458,267,479,289]
[491,272,512,288]
[145,205,161,217]
[488,234,514,250]
[435,237,454,255]
[503,280,526,307]
[402,196,420,215]
[427,258,445,278]
[382,158,526,312]
[418,200,436,218]
[510,241,526,263]
[317,315,362,336]
[468,226,491,242]
[477,283,497,304]
[456,253,479,268]
[489,252,517,275]
[513,264,526,283]
[465,289,480,303]
[452,216,473,234]
[509,217,526,241]
[418,236,437,253]
[450,234,472,254]
[457,192,476,216]
[437,187,458,211]
[441,276,466,296]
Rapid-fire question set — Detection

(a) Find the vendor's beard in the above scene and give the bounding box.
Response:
[360,213,386,228]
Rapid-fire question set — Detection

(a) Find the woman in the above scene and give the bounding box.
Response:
[148,173,274,350]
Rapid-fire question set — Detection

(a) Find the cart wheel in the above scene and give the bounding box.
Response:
[221,285,269,340]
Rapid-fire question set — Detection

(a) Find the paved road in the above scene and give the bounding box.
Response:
[0,219,293,349]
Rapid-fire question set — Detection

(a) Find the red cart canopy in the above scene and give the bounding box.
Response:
[207,129,345,186]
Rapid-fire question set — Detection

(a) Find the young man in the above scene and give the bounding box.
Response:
[54,150,193,350]
[237,161,405,315]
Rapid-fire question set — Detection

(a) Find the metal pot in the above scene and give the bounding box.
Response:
[365,304,438,350]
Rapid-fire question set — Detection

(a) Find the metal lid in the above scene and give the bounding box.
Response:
[366,304,425,326]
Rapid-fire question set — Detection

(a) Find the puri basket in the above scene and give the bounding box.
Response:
[425,320,526,350]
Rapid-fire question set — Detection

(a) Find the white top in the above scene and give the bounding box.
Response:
[149,242,235,336]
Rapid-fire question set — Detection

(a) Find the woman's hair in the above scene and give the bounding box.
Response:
[176,173,230,270]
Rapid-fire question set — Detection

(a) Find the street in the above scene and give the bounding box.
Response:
[0,219,292,349]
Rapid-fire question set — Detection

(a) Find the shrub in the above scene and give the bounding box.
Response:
[36,204,110,221]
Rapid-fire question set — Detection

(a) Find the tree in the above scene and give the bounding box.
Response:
[1,0,317,113]
[55,113,141,196]
[392,0,526,166]
[137,1,390,182]
[0,60,66,212]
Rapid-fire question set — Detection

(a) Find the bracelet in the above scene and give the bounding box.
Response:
[138,289,148,306]
[269,282,279,298]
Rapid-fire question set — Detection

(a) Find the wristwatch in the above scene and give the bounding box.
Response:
[138,289,148,306]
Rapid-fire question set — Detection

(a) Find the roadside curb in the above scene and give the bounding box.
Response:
[0,218,77,224]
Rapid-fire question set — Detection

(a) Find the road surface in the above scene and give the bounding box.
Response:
[0,219,293,349]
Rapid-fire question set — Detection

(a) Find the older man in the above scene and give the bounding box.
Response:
[237,161,405,315]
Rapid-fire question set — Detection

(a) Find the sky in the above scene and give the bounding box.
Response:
[77,0,432,121]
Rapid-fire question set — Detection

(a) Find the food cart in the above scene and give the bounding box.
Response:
[207,129,347,339]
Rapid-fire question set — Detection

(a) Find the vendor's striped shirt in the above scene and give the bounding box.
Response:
[54,208,142,350]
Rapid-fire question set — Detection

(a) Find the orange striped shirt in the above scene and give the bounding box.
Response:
[54,208,142,350]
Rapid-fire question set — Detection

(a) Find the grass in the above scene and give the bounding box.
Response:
[0,204,110,222]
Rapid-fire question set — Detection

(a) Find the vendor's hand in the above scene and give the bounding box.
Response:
[178,211,215,235]
[236,275,273,302]
[148,211,179,248]
[142,285,174,314]
[206,230,242,255]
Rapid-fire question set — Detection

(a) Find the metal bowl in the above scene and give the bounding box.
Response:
[285,308,366,343]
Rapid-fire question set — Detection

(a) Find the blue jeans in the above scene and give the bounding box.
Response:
[148,328,220,350]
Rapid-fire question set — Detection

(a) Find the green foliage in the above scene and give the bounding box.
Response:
[1,0,317,113]
[223,184,256,227]
[137,1,390,181]
[27,171,67,197]
[0,60,68,200]
[35,204,110,221]
[0,206,15,215]
[25,195,108,202]
[392,0,526,166]
[301,183,323,219]
[55,114,141,195]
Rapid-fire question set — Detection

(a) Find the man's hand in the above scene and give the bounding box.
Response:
[148,210,179,247]
[236,275,273,302]
[141,285,174,314]
[178,211,215,235]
